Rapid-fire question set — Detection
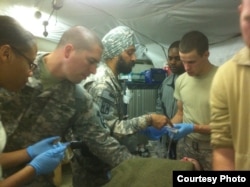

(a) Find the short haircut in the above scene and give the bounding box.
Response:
[179,31,208,56]
[57,26,103,51]
[168,40,180,53]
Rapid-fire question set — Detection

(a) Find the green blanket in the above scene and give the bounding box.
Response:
[103,158,193,187]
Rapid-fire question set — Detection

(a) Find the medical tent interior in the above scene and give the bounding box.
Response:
[0,0,245,185]
[0,0,244,116]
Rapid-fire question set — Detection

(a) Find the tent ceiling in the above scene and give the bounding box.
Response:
[0,0,241,48]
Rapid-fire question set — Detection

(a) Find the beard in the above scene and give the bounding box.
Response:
[116,55,135,74]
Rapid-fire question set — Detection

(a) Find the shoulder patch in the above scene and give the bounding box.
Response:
[101,90,115,103]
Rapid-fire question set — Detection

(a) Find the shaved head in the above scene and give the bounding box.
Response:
[57,26,103,51]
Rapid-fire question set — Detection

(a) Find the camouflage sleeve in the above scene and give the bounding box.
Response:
[0,89,24,137]
[87,83,150,136]
[155,86,164,114]
[72,90,135,167]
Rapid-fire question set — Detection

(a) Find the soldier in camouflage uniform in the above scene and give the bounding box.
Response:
[1,26,137,187]
[84,26,169,158]
[0,15,68,187]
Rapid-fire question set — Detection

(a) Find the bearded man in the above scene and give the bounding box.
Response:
[84,26,168,157]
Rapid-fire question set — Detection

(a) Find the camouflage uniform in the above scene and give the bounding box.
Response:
[84,64,151,154]
[176,137,211,170]
[155,74,180,159]
[1,53,135,187]
[155,74,179,118]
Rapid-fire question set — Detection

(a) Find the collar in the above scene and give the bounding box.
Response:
[233,47,250,66]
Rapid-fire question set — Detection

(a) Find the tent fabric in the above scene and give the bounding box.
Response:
[0,0,244,67]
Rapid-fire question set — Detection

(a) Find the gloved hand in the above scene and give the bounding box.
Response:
[139,126,169,140]
[28,142,69,175]
[170,123,194,141]
[26,136,61,159]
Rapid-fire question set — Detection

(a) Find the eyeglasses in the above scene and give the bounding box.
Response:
[168,56,180,61]
[11,46,37,71]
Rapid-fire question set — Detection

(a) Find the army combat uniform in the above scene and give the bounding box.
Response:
[155,73,180,159]
[84,64,152,155]
[0,53,135,187]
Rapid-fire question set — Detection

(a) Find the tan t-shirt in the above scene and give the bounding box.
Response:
[174,66,218,141]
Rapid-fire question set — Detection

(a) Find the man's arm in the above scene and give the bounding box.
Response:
[212,147,235,170]
[87,85,167,136]
[171,100,183,124]
[169,99,211,140]
[193,123,211,134]
[210,64,234,170]
[171,100,211,132]
[76,110,135,167]
[73,90,135,167]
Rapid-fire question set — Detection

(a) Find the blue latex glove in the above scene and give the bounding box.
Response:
[28,142,68,175]
[140,126,169,140]
[27,136,61,159]
[171,123,194,141]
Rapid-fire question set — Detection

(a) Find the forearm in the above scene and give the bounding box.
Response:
[212,147,235,170]
[0,165,35,187]
[171,113,183,124]
[94,94,146,134]
[193,124,211,134]
[171,100,183,124]
[107,112,149,135]
[82,124,134,167]
[0,149,30,169]
[73,114,134,167]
